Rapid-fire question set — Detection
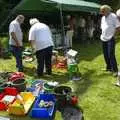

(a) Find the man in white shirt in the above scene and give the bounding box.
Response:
[9,15,24,72]
[29,18,54,77]
[100,5,120,76]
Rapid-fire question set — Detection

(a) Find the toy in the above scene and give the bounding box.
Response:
[26,80,45,96]
[39,100,53,108]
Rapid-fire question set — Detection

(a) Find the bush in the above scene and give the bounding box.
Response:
[0,36,9,49]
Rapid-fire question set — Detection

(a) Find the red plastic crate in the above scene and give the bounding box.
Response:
[0,87,18,110]
[4,87,18,96]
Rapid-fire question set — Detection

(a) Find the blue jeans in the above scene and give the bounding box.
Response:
[102,38,118,72]
[9,45,23,72]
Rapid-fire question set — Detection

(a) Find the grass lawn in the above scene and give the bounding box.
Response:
[0,39,120,120]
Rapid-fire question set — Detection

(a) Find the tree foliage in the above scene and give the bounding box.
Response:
[99,0,119,9]
[0,0,21,32]
[0,0,9,24]
[85,0,120,9]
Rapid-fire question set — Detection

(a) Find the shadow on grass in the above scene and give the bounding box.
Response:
[24,66,68,84]
[76,69,115,94]
[73,41,102,62]
[46,72,68,84]
[24,66,36,77]
[58,105,84,120]
[73,69,95,96]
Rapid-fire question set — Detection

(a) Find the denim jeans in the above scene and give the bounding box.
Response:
[9,45,23,72]
[102,38,118,72]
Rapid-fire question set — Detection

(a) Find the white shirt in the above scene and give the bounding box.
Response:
[100,13,120,41]
[29,22,54,51]
[9,20,23,46]
[78,18,86,28]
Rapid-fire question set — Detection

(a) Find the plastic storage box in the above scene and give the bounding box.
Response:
[0,87,18,110]
[8,92,35,115]
[30,94,56,119]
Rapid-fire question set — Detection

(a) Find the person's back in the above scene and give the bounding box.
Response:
[29,22,53,51]
[29,18,54,76]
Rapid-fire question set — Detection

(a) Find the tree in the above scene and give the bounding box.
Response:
[99,0,119,9]
[84,0,120,10]
[0,0,22,32]
[0,0,8,25]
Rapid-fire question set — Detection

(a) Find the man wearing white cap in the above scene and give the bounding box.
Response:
[100,5,120,76]
[29,18,54,77]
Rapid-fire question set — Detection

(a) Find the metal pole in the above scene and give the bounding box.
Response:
[59,2,66,52]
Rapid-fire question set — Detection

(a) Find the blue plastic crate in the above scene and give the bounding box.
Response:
[30,94,56,119]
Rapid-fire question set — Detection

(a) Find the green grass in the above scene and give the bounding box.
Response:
[1,38,120,120]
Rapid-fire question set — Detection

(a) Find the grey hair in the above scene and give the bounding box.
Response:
[29,18,39,26]
[16,15,25,20]
[100,5,112,13]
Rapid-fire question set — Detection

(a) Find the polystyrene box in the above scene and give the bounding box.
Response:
[30,94,56,119]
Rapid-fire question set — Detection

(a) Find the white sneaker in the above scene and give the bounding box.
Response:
[115,81,120,86]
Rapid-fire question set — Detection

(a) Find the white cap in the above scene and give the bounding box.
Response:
[29,18,39,26]
[116,9,120,17]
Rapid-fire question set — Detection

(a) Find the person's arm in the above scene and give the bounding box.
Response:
[29,40,36,54]
[11,32,20,47]
[29,28,36,52]
[29,40,35,49]
[116,27,120,33]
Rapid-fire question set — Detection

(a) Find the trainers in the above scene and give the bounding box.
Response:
[115,81,120,86]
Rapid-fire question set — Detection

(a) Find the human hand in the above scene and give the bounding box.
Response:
[16,41,20,47]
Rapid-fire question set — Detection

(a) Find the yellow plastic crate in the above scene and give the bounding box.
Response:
[8,92,35,115]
